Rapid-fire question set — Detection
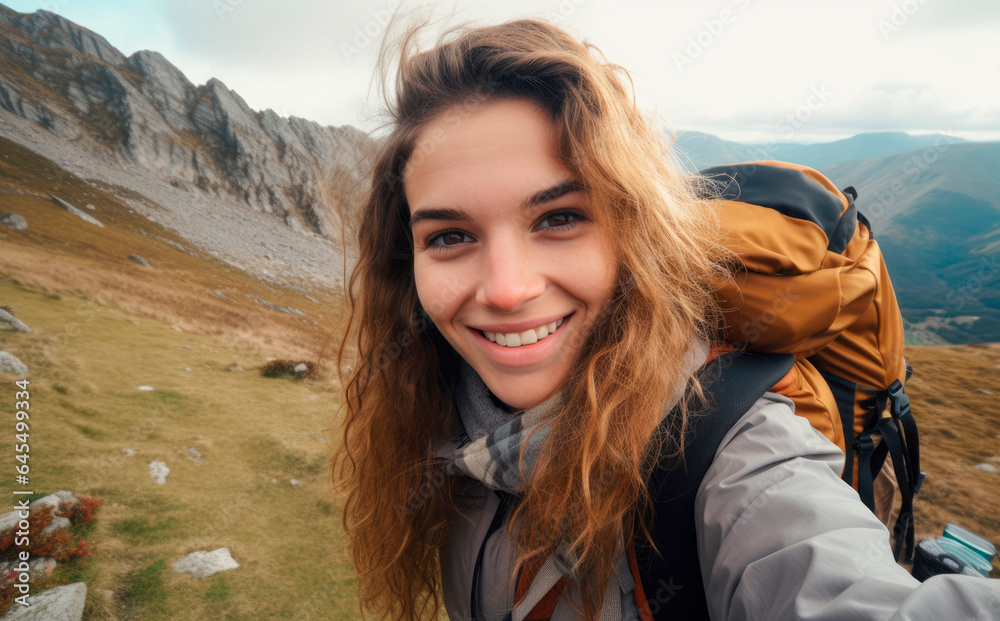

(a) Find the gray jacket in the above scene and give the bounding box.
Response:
[439,391,1000,620]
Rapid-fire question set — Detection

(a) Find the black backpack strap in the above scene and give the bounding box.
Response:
[819,370,860,488]
[635,351,794,620]
[847,380,924,564]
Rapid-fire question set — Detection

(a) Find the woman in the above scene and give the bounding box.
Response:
[333,16,998,621]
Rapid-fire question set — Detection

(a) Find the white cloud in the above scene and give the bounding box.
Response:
[4,0,998,141]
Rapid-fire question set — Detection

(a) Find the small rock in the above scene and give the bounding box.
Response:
[149,461,170,484]
[212,290,236,302]
[49,194,103,228]
[0,309,31,333]
[173,548,239,579]
[1,212,28,230]
[294,363,308,374]
[979,389,994,396]
[939,428,961,439]
[187,447,203,465]
[185,367,191,372]
[271,478,277,484]
[85,204,96,210]
[124,448,136,457]
[171,325,183,332]
[2,581,86,621]
[137,385,154,391]
[128,254,152,268]
[290,479,301,486]
[973,463,1000,473]
[103,590,114,599]
[304,294,319,303]
[0,350,29,375]
[228,364,243,373]
[265,357,276,362]
[319,438,326,444]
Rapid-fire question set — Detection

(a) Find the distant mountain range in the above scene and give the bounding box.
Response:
[671,130,1000,345]
[671,129,971,172]
[0,4,996,344]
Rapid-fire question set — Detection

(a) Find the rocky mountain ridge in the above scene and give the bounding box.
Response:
[0,5,368,240]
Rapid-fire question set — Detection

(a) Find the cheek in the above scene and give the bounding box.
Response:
[413,260,462,324]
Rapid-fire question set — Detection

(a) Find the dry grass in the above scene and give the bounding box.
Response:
[904,343,1000,575]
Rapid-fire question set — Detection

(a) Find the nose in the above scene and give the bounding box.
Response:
[475,237,545,312]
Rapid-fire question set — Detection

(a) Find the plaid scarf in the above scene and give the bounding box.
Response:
[442,338,709,494]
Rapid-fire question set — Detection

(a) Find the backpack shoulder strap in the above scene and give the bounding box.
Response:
[634,350,795,619]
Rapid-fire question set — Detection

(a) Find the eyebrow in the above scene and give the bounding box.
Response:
[408,178,586,228]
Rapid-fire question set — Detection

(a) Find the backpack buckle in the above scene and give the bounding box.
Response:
[854,434,875,455]
[887,380,910,419]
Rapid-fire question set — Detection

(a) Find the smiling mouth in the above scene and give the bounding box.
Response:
[479,315,568,348]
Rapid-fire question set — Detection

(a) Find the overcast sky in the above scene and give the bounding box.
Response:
[5,0,1000,143]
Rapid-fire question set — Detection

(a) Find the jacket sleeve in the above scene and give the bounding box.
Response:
[695,391,1000,621]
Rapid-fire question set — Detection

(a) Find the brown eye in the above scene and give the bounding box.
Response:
[428,230,473,248]
[537,211,583,231]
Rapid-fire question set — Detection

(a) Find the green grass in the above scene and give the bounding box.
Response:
[111,518,181,545]
[122,559,169,616]
[202,577,231,602]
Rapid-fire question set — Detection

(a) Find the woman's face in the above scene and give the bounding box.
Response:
[405,98,617,410]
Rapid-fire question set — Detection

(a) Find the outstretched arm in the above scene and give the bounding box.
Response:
[696,391,1000,621]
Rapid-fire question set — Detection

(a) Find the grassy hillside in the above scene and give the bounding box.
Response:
[0,279,358,619]
[0,135,383,619]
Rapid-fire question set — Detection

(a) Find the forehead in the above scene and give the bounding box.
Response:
[402,99,567,214]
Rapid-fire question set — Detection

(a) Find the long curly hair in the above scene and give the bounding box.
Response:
[332,15,731,620]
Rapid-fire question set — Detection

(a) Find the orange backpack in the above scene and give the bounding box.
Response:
[704,160,922,562]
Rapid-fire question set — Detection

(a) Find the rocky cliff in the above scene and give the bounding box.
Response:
[0,5,368,239]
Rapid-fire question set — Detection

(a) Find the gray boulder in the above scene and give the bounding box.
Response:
[0,351,28,375]
[0,309,31,333]
[1,213,28,230]
[2,581,87,621]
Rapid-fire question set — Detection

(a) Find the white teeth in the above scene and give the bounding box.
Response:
[483,316,567,348]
